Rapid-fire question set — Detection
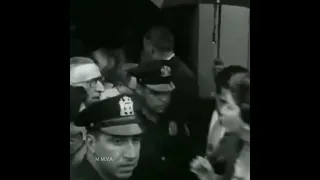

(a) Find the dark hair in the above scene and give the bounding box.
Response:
[90,48,126,69]
[215,65,248,94]
[70,86,87,122]
[144,26,174,52]
[230,73,250,125]
[86,127,103,140]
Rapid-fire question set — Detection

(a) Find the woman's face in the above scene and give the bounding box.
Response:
[219,89,243,132]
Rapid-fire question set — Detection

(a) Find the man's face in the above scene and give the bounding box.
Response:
[143,87,172,113]
[91,133,141,179]
[84,78,105,105]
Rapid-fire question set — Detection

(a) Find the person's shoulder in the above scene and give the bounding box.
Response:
[171,55,196,79]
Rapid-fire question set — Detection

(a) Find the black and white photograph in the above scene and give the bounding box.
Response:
[70,0,250,180]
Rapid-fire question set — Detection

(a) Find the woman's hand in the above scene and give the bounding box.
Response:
[190,156,216,180]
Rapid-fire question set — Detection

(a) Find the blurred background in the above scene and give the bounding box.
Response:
[70,0,250,98]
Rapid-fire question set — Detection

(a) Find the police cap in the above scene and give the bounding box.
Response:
[74,94,143,136]
[128,60,175,92]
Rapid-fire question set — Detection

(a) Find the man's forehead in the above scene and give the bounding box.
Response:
[70,62,102,85]
[98,131,142,139]
[88,76,103,82]
[97,123,143,137]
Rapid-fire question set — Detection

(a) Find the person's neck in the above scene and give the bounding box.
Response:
[87,153,116,180]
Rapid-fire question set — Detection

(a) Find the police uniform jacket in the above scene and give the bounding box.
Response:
[131,109,196,180]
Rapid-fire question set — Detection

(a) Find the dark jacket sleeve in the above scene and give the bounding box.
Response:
[70,86,86,122]
[166,56,199,124]
[172,56,198,98]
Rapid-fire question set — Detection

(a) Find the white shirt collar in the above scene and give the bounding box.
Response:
[163,53,175,60]
[209,110,219,132]
[207,110,226,144]
[79,103,86,112]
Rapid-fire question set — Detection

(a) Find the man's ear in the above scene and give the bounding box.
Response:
[86,134,97,154]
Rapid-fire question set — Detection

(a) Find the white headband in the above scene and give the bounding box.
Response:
[70,63,101,84]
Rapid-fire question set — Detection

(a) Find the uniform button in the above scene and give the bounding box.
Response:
[161,156,166,161]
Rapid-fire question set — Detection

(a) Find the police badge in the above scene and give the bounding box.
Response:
[161,65,171,77]
[119,96,134,116]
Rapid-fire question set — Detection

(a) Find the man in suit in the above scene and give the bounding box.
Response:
[71,95,143,180]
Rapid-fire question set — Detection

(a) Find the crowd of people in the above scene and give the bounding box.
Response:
[70,25,250,180]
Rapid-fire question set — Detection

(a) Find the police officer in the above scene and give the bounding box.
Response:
[70,57,105,168]
[127,60,196,180]
[71,95,143,180]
